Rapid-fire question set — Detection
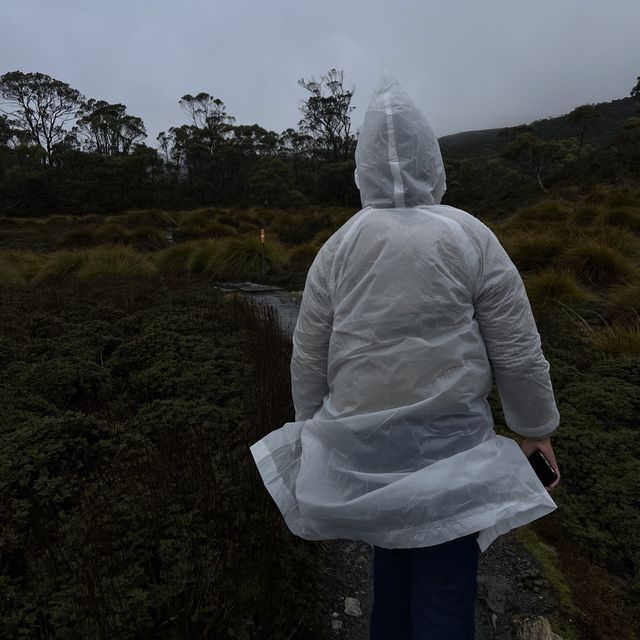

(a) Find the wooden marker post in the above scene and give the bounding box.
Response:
[260,228,266,276]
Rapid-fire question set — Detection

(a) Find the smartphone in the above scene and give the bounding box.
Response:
[527,449,558,487]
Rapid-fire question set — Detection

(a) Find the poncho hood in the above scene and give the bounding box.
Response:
[354,72,446,209]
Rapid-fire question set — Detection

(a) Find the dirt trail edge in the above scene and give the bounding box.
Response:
[236,284,564,640]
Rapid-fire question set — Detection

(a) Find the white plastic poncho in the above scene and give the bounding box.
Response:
[249,73,559,552]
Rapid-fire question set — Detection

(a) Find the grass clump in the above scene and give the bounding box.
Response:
[151,242,199,275]
[606,282,640,324]
[0,250,42,286]
[288,243,319,269]
[58,227,97,248]
[598,207,640,232]
[120,208,179,228]
[513,199,573,224]
[204,235,288,281]
[572,204,605,226]
[32,249,89,285]
[171,220,238,242]
[128,226,171,251]
[76,245,156,281]
[524,269,592,308]
[503,233,565,272]
[578,320,640,356]
[559,240,632,286]
[185,239,219,274]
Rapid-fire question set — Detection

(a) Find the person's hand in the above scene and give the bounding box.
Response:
[520,436,561,491]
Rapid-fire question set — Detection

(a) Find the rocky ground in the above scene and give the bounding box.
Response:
[317,531,562,640]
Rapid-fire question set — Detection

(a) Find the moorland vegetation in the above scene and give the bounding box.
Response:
[0,70,639,639]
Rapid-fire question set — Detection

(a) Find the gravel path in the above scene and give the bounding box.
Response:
[315,531,557,640]
[246,287,561,640]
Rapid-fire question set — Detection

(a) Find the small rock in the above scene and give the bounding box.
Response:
[344,597,362,617]
[330,619,343,631]
[491,613,498,630]
[331,612,339,618]
[477,575,509,614]
[513,615,563,640]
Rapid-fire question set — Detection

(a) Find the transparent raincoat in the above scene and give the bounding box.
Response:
[249,73,559,552]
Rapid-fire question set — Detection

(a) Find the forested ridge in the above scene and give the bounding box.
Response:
[1,69,639,218]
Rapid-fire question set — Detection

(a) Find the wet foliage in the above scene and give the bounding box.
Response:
[0,277,327,639]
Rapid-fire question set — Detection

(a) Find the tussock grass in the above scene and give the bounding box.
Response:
[204,235,288,280]
[93,223,131,245]
[312,229,335,245]
[572,204,605,226]
[177,209,220,228]
[178,222,237,241]
[524,269,593,307]
[32,249,89,285]
[44,214,74,225]
[605,187,640,208]
[75,245,157,281]
[58,227,96,247]
[605,282,640,324]
[77,214,105,225]
[597,207,640,232]
[203,222,236,238]
[0,250,42,286]
[563,304,640,356]
[288,243,319,268]
[503,233,565,272]
[578,320,640,356]
[583,226,640,259]
[514,199,573,223]
[128,226,171,250]
[559,240,632,286]
[120,209,179,228]
[151,242,200,275]
[185,240,219,274]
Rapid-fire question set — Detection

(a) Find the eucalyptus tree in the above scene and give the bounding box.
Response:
[76,99,146,155]
[567,104,600,158]
[297,68,356,161]
[0,71,84,164]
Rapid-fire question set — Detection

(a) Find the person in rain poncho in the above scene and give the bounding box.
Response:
[249,72,561,640]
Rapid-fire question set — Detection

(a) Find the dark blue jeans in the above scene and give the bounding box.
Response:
[370,531,480,640]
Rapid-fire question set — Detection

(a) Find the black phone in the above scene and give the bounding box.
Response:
[527,449,558,487]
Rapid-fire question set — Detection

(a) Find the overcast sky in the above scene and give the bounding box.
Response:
[2,0,639,146]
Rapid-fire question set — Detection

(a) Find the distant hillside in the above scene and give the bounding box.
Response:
[439,94,640,160]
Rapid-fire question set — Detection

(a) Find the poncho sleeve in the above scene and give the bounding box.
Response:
[472,228,560,438]
[290,254,334,421]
